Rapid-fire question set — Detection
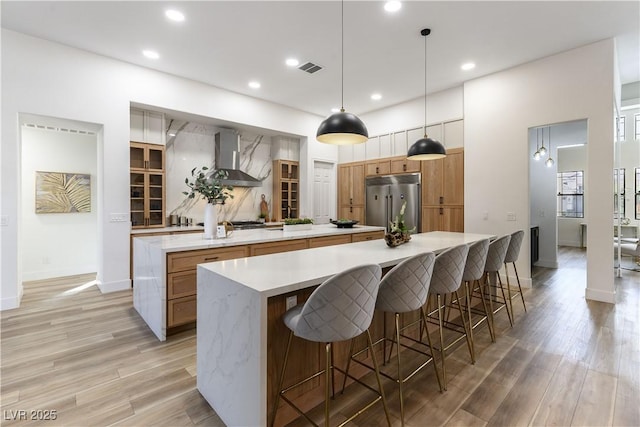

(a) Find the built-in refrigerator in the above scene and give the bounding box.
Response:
[365,173,421,232]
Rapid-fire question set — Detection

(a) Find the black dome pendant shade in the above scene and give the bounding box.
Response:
[316,0,368,145]
[316,108,368,145]
[407,28,446,160]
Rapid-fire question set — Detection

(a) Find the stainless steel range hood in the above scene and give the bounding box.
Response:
[214,129,262,187]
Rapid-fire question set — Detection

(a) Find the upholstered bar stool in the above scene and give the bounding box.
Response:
[483,235,513,331]
[461,239,494,347]
[499,230,527,316]
[342,252,442,425]
[270,264,391,427]
[424,244,471,390]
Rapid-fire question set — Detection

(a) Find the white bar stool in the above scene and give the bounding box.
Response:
[270,264,391,427]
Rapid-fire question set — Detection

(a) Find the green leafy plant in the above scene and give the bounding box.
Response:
[389,201,416,234]
[258,212,267,219]
[283,218,313,225]
[183,167,234,204]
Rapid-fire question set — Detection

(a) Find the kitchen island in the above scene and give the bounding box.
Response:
[196,231,495,427]
[133,224,385,341]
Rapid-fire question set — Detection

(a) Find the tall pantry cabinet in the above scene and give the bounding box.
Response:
[421,148,464,232]
[337,162,365,223]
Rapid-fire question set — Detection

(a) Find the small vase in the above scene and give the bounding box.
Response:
[204,203,218,239]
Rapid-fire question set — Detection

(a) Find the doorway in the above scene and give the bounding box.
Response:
[19,114,100,282]
[312,161,335,224]
[528,119,588,271]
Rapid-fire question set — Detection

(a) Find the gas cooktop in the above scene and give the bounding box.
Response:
[229,220,266,230]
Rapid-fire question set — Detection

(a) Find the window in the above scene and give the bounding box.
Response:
[636,168,640,220]
[557,171,584,218]
[614,168,625,217]
[618,115,625,141]
[635,114,640,140]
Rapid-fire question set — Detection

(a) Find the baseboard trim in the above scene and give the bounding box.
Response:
[585,288,616,304]
[503,274,533,289]
[1,287,23,311]
[22,266,97,282]
[98,279,131,293]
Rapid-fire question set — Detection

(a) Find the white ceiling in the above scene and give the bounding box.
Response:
[2,1,639,117]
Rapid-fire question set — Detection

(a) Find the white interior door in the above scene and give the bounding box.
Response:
[312,161,335,224]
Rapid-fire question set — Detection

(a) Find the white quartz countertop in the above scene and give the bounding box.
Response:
[199,231,496,298]
[133,224,385,252]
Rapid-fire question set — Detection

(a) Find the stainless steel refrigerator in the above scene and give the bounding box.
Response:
[365,173,421,232]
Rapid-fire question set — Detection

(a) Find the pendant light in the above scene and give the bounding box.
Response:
[538,127,547,157]
[407,28,446,160]
[545,126,554,167]
[533,128,541,160]
[316,0,368,145]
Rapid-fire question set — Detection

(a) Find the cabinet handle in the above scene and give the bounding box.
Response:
[204,256,220,261]
[350,206,353,213]
[376,167,379,174]
[440,208,443,215]
[439,196,444,204]
[350,198,353,205]
[403,164,407,171]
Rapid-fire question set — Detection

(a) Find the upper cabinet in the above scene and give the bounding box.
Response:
[130,142,165,172]
[272,160,300,221]
[130,108,165,145]
[271,136,300,161]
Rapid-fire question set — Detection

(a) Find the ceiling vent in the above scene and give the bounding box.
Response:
[298,62,323,74]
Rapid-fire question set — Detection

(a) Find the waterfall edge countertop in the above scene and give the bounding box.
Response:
[196,231,496,427]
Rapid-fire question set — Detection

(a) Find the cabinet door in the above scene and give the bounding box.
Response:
[443,151,464,205]
[421,158,444,206]
[338,165,351,206]
[351,206,365,224]
[390,157,421,174]
[130,172,146,228]
[351,164,365,205]
[421,207,441,232]
[130,143,146,170]
[444,120,464,148]
[145,111,165,145]
[147,173,165,227]
[147,145,165,172]
[442,207,464,232]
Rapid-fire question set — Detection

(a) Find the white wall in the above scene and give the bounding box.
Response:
[1,29,329,309]
[465,39,616,303]
[21,126,98,281]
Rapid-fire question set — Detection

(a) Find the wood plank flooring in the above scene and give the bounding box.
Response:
[1,246,638,426]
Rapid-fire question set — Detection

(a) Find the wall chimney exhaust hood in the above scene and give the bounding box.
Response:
[214,129,262,187]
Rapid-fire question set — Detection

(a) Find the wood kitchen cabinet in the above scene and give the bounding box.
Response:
[366,159,391,176]
[337,162,365,223]
[272,160,299,221]
[421,148,464,232]
[390,156,421,174]
[130,141,166,229]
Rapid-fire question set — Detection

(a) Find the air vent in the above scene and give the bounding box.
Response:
[298,62,323,74]
[23,123,95,135]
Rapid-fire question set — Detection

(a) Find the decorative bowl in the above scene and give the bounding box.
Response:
[330,219,359,228]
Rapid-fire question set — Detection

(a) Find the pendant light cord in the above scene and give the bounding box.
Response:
[341,0,344,111]
[424,33,427,136]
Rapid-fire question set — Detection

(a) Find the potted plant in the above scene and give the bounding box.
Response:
[283,217,313,232]
[183,167,234,239]
[385,201,415,247]
[258,212,268,223]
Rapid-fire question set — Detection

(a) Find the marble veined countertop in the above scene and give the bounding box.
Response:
[130,225,204,235]
[132,224,385,253]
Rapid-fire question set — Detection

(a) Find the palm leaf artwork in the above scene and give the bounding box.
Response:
[35,172,91,213]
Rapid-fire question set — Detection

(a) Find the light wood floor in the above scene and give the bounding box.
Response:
[1,247,638,426]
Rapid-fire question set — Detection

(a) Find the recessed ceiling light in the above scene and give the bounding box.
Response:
[371,93,382,101]
[248,81,261,89]
[331,108,341,113]
[142,50,160,60]
[285,58,299,67]
[461,62,476,71]
[384,1,402,12]
[165,9,185,22]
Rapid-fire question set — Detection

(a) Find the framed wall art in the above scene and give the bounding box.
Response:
[35,171,91,213]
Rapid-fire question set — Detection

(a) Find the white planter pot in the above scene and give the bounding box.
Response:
[204,203,218,239]
[283,223,313,232]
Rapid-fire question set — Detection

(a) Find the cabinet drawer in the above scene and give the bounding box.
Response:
[250,239,308,256]
[167,270,196,299]
[308,235,352,248]
[167,246,249,273]
[168,295,196,327]
[390,158,421,174]
[351,231,384,242]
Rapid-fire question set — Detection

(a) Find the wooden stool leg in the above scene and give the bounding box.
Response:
[270,331,293,427]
